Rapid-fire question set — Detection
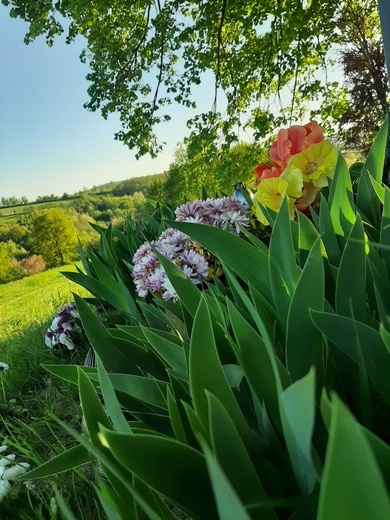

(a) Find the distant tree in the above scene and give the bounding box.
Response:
[0,242,25,283]
[8,196,19,206]
[0,244,14,283]
[112,174,165,197]
[30,208,79,266]
[337,0,389,154]
[155,141,261,204]
[0,222,28,246]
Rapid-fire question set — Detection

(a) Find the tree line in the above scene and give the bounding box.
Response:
[0,173,163,209]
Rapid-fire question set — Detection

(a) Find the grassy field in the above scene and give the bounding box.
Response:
[0,264,89,393]
[0,198,78,224]
[0,265,101,518]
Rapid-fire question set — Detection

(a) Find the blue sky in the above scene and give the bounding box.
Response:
[0,8,215,201]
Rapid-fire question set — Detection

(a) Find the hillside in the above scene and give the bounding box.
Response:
[0,172,164,223]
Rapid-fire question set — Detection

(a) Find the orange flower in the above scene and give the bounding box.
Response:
[254,122,324,182]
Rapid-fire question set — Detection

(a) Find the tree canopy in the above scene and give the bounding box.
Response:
[30,208,79,266]
[337,0,389,154]
[3,0,346,156]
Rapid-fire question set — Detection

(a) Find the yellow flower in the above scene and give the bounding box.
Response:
[284,140,337,188]
[253,168,303,225]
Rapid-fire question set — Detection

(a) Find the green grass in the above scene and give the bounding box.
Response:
[0,264,89,391]
[0,198,78,224]
[0,265,102,518]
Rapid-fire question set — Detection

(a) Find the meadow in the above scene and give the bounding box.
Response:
[0,264,86,387]
[0,265,101,518]
[0,199,78,224]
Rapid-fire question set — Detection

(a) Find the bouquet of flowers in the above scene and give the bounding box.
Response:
[252,122,338,224]
[132,196,250,301]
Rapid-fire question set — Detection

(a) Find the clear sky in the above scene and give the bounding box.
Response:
[0,8,215,201]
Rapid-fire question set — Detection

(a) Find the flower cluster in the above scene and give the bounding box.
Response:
[132,197,249,301]
[0,446,30,502]
[253,122,338,225]
[132,228,209,301]
[45,302,80,351]
[175,196,250,233]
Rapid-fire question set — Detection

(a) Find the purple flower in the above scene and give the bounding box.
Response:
[132,227,209,300]
[45,302,80,351]
[132,196,249,301]
[174,197,249,234]
[174,200,204,222]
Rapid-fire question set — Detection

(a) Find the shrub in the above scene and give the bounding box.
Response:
[20,255,46,276]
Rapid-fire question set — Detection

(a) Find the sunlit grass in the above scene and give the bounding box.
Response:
[0,264,101,518]
[0,264,90,392]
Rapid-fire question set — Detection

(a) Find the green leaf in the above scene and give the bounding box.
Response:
[199,438,252,520]
[141,325,186,372]
[22,444,94,480]
[89,373,168,410]
[335,214,366,322]
[297,212,321,267]
[381,188,390,281]
[78,367,112,445]
[286,238,324,382]
[318,394,390,520]
[349,161,364,180]
[380,322,390,354]
[269,197,299,329]
[227,299,283,431]
[311,311,390,402]
[53,485,79,520]
[170,221,272,301]
[368,172,385,204]
[222,364,245,389]
[167,387,187,443]
[190,297,246,435]
[328,152,356,237]
[132,476,176,520]
[88,250,122,294]
[319,194,341,266]
[139,302,184,334]
[63,271,133,315]
[99,428,218,520]
[356,116,387,228]
[96,355,132,433]
[207,393,276,519]
[96,481,130,520]
[77,239,92,276]
[362,426,390,491]
[152,246,201,317]
[42,364,97,385]
[74,294,164,377]
[167,373,198,447]
[280,368,318,494]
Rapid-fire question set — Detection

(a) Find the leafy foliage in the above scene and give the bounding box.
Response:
[337,0,389,154]
[3,0,347,156]
[29,208,79,267]
[20,122,390,518]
